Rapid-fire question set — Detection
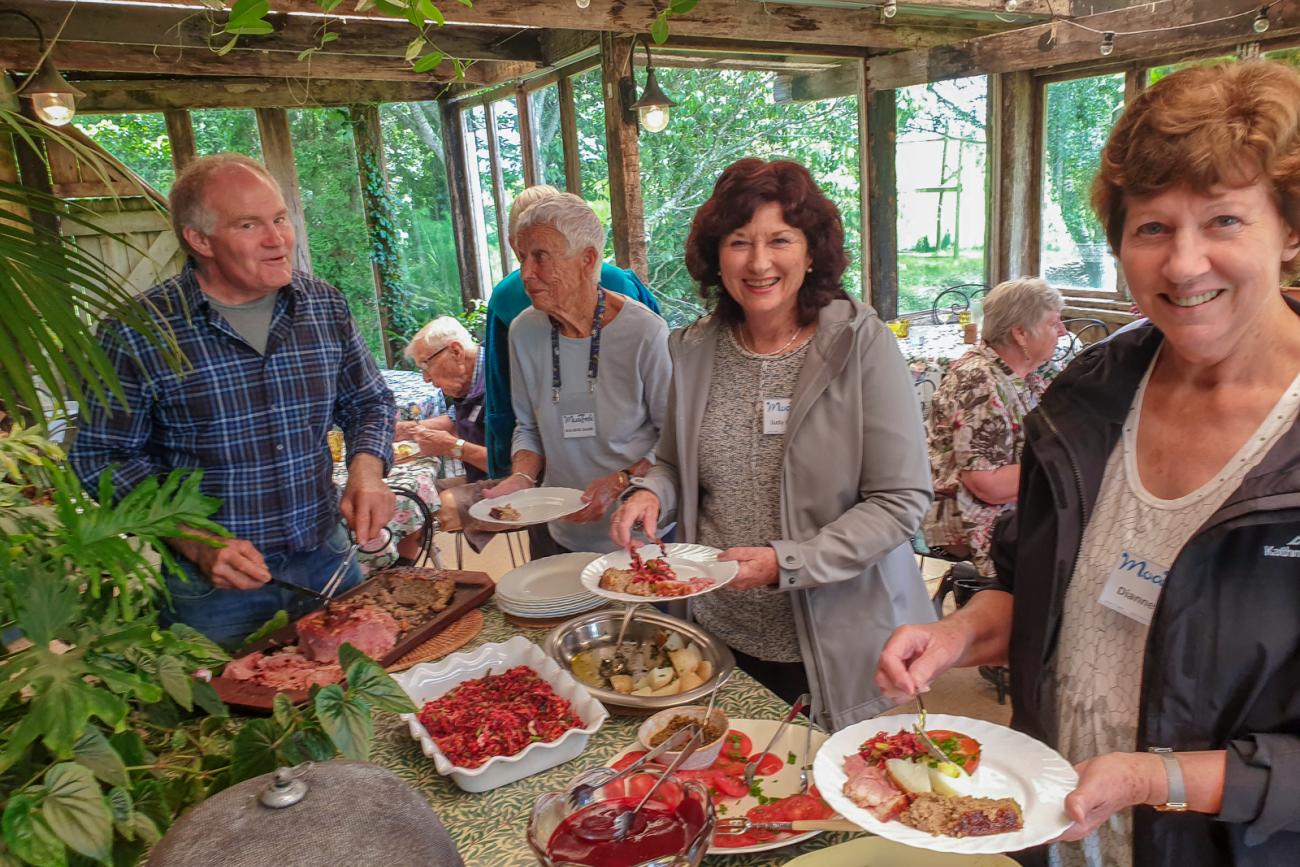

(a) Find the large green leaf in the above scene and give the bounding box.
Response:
[105,788,132,826]
[230,719,280,784]
[41,763,113,863]
[314,684,373,762]
[72,728,129,788]
[1,796,64,867]
[235,610,288,651]
[11,562,79,645]
[163,624,229,666]
[272,693,296,730]
[343,657,416,715]
[154,655,193,711]
[190,678,229,719]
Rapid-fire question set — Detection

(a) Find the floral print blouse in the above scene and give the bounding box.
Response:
[923,342,1047,578]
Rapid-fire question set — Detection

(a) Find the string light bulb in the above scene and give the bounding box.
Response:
[1254,7,1271,33]
[1005,0,1018,10]
[576,0,590,8]
[882,1,898,19]
[1100,31,1115,56]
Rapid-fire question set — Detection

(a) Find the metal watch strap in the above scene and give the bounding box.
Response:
[1150,748,1188,812]
[451,438,465,460]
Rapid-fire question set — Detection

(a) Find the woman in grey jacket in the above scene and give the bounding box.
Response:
[611,159,934,730]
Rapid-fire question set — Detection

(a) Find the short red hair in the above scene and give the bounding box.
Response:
[685,159,849,325]
[1092,60,1300,278]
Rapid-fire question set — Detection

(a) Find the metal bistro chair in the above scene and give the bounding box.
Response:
[929,283,992,326]
[1053,317,1113,364]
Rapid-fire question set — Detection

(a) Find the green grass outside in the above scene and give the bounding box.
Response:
[897,252,987,315]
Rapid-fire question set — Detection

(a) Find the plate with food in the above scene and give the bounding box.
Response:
[393,440,422,462]
[469,487,586,526]
[814,713,1077,854]
[607,716,835,855]
[566,622,721,700]
[581,543,739,602]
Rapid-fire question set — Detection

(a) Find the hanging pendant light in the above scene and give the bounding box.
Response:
[629,37,678,134]
[1,10,85,126]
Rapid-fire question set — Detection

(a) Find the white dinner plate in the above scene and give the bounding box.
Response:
[579,543,739,602]
[608,717,830,856]
[814,713,1077,854]
[785,837,1017,866]
[495,552,601,604]
[469,487,586,526]
[494,597,606,619]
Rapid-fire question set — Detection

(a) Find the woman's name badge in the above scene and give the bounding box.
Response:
[761,398,792,435]
[1098,550,1168,626]
[562,412,596,438]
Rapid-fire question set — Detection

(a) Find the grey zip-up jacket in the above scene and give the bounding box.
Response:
[990,313,1300,866]
[635,298,935,730]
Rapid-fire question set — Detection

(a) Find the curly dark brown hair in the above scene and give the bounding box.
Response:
[685,158,850,326]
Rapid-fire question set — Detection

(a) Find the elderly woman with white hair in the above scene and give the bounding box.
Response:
[923,276,1064,578]
[482,193,671,555]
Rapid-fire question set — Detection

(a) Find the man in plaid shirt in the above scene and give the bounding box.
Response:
[71,154,396,647]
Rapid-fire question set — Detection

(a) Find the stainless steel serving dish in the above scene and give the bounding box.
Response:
[543,609,735,714]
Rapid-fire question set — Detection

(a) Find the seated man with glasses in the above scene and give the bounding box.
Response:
[396,316,488,482]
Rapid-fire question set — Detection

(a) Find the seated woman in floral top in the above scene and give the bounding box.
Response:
[923,277,1064,578]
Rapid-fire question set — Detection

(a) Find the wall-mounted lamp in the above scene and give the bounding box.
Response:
[629,36,677,134]
[2,10,85,126]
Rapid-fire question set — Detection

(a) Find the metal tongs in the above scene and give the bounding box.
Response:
[744,693,811,788]
[318,525,393,602]
[913,694,952,765]
[565,725,695,809]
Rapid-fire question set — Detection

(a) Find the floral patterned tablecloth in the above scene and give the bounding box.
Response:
[369,604,861,866]
[331,457,444,572]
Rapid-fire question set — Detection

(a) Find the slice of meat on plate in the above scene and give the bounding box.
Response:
[842,756,909,821]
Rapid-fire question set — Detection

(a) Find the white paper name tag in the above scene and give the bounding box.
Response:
[761,398,792,435]
[562,412,596,439]
[1098,549,1169,626]
[468,405,482,424]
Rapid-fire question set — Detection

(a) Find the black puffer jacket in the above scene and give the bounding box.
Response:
[990,313,1300,866]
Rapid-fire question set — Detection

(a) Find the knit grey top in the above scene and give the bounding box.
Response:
[692,327,810,663]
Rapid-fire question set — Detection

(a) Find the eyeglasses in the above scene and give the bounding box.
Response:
[417,344,451,370]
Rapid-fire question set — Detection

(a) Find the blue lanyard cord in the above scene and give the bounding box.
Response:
[550,287,607,403]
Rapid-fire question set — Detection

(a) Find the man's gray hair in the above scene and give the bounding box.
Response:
[512,193,606,262]
[981,277,1064,347]
[403,316,476,364]
[169,153,282,258]
[508,184,561,238]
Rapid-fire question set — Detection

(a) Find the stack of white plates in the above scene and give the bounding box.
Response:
[494,552,607,620]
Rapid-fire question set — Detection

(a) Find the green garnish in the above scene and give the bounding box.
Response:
[787,751,797,765]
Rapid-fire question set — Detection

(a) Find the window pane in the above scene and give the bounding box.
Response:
[492,97,526,208]
[896,76,988,315]
[380,103,463,329]
[572,66,614,259]
[637,68,860,302]
[1041,74,1125,292]
[465,104,504,287]
[72,113,175,193]
[287,107,382,361]
[1149,53,1236,85]
[530,84,566,189]
[191,109,262,160]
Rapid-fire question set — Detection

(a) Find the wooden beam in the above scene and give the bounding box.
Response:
[865,87,899,321]
[775,64,859,103]
[74,78,459,113]
[12,98,57,236]
[517,85,539,188]
[0,72,32,228]
[260,0,989,51]
[0,39,522,84]
[253,107,312,274]
[855,61,871,305]
[439,99,482,307]
[349,105,396,367]
[557,74,582,197]
[164,110,196,175]
[986,71,1042,285]
[867,0,1300,90]
[600,33,647,279]
[4,0,544,64]
[484,101,512,277]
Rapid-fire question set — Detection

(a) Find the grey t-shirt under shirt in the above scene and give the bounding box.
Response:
[206,290,278,355]
[509,297,670,553]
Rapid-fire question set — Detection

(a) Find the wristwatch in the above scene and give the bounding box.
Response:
[451,438,465,461]
[1149,748,1188,812]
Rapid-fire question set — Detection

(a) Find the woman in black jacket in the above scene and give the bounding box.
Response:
[876,60,1300,867]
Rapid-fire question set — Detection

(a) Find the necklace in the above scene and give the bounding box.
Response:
[739,322,804,358]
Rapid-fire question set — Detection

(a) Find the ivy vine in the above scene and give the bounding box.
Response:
[357,149,419,359]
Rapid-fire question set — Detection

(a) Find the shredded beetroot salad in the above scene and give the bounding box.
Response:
[857,730,928,766]
[416,665,583,768]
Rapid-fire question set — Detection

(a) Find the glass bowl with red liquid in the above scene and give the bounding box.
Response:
[527,767,715,867]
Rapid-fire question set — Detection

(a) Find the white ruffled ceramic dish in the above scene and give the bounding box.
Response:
[395,635,608,792]
[580,543,739,603]
[814,713,1077,854]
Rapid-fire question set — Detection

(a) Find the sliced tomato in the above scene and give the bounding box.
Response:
[747,752,784,777]
[625,772,658,801]
[750,793,834,823]
[611,750,647,772]
[709,770,751,799]
[720,729,752,761]
[926,729,982,773]
[710,754,749,776]
[712,829,762,848]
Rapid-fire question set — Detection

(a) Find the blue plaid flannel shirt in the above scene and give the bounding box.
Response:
[70,263,395,555]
